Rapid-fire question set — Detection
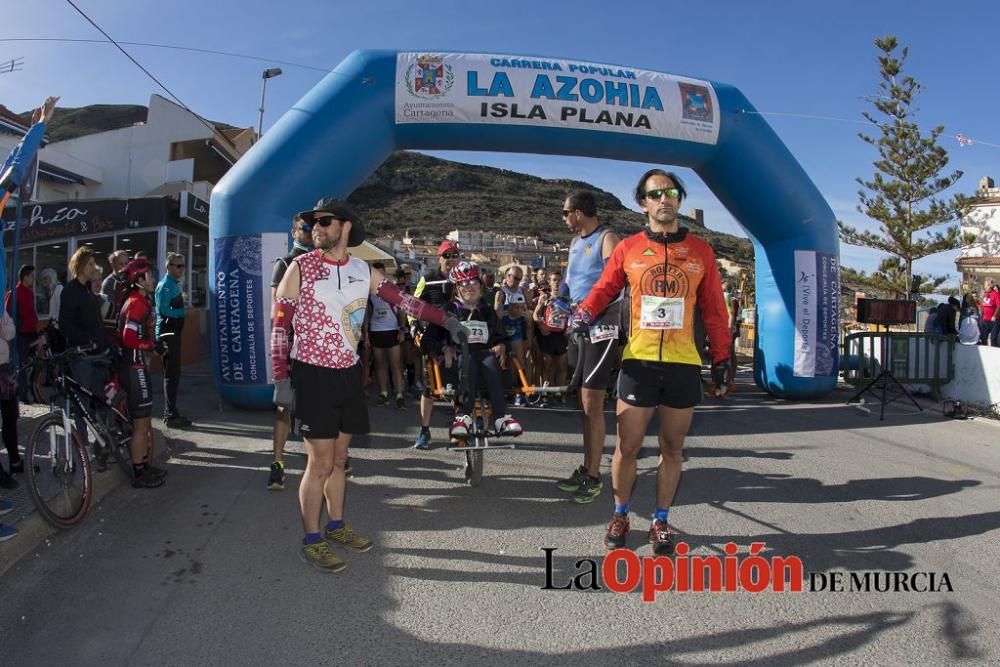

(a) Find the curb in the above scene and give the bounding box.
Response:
[0,427,169,577]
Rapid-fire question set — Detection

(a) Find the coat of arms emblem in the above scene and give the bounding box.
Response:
[406,54,455,98]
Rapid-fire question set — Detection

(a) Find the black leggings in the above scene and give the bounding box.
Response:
[461,349,507,418]
[1,396,19,464]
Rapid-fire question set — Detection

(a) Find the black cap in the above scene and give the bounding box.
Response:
[297,198,365,247]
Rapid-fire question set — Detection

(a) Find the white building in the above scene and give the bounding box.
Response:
[956,176,1000,287]
[2,94,251,316]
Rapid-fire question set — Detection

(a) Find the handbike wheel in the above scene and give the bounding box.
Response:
[524,392,543,407]
[26,414,92,528]
[465,449,483,487]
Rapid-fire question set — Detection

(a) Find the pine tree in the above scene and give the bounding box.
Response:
[839,35,972,299]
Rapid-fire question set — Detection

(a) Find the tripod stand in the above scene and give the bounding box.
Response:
[847,332,923,420]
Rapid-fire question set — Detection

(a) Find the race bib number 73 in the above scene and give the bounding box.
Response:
[640,296,684,330]
[461,320,489,344]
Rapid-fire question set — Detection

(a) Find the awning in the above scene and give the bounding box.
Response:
[38,161,85,185]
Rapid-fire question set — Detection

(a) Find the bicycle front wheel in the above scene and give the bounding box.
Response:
[26,414,92,528]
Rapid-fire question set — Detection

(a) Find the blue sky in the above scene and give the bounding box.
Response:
[3,0,996,284]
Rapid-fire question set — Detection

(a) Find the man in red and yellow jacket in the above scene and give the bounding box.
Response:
[575,169,731,556]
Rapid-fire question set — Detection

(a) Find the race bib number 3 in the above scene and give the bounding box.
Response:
[640,296,684,330]
[461,320,489,344]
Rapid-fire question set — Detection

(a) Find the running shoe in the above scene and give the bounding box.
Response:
[395,394,406,410]
[556,465,587,492]
[604,512,630,549]
[413,430,431,450]
[325,523,373,553]
[513,395,525,407]
[450,414,473,440]
[145,465,168,479]
[494,414,523,437]
[0,469,17,490]
[0,499,13,517]
[571,475,602,504]
[131,468,165,489]
[300,541,346,572]
[9,459,24,475]
[649,519,675,556]
[164,415,192,429]
[377,392,389,406]
[267,461,285,490]
[0,523,16,543]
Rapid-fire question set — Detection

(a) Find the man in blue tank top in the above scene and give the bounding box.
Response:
[556,190,621,504]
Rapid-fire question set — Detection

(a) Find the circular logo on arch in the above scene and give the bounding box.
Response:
[639,264,689,297]
[405,55,455,98]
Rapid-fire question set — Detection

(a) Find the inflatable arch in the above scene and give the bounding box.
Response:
[209,50,840,409]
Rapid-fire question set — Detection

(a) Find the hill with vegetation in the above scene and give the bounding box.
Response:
[350,151,754,265]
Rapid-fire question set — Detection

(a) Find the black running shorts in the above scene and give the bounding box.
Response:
[119,361,153,419]
[616,360,701,409]
[291,361,370,439]
[370,329,400,349]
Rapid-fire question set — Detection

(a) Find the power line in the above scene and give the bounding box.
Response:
[0,37,329,72]
[0,56,24,74]
[62,0,234,141]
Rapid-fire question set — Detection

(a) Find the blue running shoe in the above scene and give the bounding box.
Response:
[0,523,17,543]
[413,430,431,450]
[0,499,14,516]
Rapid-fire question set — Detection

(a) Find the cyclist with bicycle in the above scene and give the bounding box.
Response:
[574,170,730,555]
[445,262,523,441]
[118,258,167,488]
[58,246,113,470]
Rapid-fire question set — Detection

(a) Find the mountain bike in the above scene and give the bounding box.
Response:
[25,344,153,528]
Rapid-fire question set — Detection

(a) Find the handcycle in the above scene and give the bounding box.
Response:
[423,337,584,487]
[25,343,155,528]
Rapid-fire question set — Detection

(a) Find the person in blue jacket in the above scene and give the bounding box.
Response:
[0,95,58,544]
[155,252,191,428]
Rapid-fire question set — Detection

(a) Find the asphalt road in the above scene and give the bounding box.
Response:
[2,364,999,666]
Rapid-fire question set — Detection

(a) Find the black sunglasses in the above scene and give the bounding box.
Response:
[561,209,575,217]
[441,251,460,259]
[170,263,186,268]
[311,215,341,227]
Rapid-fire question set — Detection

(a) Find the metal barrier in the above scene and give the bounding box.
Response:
[843,332,955,399]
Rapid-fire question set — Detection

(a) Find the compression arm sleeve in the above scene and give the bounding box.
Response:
[695,246,732,364]
[270,297,296,381]
[376,279,447,327]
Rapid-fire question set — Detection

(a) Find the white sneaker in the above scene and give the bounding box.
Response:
[449,414,473,440]
[494,415,523,437]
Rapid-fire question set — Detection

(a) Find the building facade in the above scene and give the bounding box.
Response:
[2,94,250,328]
[956,176,1000,288]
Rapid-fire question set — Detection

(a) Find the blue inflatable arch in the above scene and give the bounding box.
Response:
[210,49,839,408]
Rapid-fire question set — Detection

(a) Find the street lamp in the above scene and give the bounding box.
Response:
[257,67,283,139]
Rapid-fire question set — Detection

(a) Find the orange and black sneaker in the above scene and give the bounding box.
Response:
[604,512,630,549]
[649,518,675,556]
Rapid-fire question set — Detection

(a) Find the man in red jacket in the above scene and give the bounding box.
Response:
[5,265,39,402]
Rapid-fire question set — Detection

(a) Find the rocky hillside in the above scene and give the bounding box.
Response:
[350,151,753,264]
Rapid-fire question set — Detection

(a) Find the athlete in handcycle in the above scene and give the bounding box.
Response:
[444,262,523,443]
